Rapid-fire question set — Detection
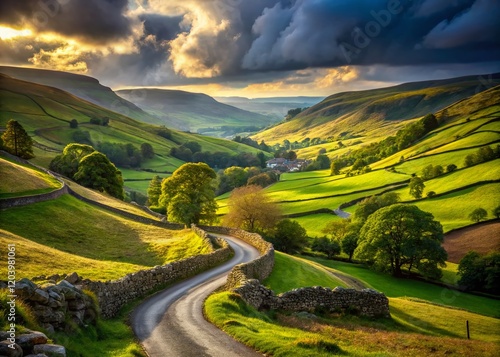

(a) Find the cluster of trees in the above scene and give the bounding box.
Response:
[89,117,110,126]
[284,107,308,121]
[154,126,173,140]
[1,119,34,159]
[330,114,439,175]
[280,137,327,151]
[96,142,154,168]
[312,191,448,279]
[304,154,330,171]
[216,166,278,195]
[464,145,499,167]
[50,143,124,199]
[170,141,267,170]
[458,251,499,294]
[198,125,265,137]
[71,130,92,145]
[233,136,270,151]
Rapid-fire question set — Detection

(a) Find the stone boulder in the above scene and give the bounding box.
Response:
[33,344,66,357]
[15,331,48,355]
[0,340,23,357]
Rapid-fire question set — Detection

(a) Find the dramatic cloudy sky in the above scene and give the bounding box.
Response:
[1,0,499,97]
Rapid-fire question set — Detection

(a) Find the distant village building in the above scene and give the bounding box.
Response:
[266,158,311,172]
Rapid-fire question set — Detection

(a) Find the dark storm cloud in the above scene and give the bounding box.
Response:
[239,0,500,72]
[0,0,132,44]
[139,14,184,42]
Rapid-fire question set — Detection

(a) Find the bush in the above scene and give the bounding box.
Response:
[268,219,308,254]
[312,237,341,259]
[426,191,436,198]
[469,208,488,223]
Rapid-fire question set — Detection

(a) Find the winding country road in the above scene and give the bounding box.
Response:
[131,234,263,357]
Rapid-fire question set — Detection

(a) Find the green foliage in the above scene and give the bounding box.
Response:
[140,143,154,159]
[268,219,309,254]
[49,143,96,178]
[342,232,359,262]
[72,129,92,145]
[1,119,34,159]
[97,142,143,168]
[421,164,444,180]
[458,251,500,294]
[159,163,217,225]
[330,160,343,175]
[356,204,447,278]
[493,204,500,219]
[305,154,330,171]
[247,172,275,188]
[74,152,124,200]
[147,175,162,206]
[222,185,281,232]
[469,208,488,223]
[464,145,498,167]
[354,192,401,222]
[409,176,425,199]
[69,118,78,128]
[311,236,341,259]
[446,164,457,173]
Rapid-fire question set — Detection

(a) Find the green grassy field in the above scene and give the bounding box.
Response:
[0,157,61,198]
[0,194,211,281]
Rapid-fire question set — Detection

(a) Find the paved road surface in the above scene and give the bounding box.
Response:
[131,235,262,357]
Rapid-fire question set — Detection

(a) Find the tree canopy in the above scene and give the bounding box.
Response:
[159,163,217,225]
[1,119,34,159]
[73,152,124,199]
[147,175,162,207]
[409,176,425,199]
[49,143,95,178]
[269,219,308,254]
[355,204,447,278]
[222,185,281,232]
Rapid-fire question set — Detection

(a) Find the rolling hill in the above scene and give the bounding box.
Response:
[215,96,324,120]
[0,74,265,195]
[117,88,275,137]
[0,66,160,126]
[252,74,500,146]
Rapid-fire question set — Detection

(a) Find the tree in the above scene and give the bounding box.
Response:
[446,164,457,173]
[315,154,331,169]
[355,204,447,278]
[224,166,247,190]
[269,219,308,254]
[421,113,438,133]
[247,173,274,187]
[69,119,78,128]
[223,185,281,232]
[342,232,359,262]
[181,141,202,154]
[354,192,400,222]
[74,152,124,199]
[409,176,425,199]
[330,160,343,175]
[49,143,95,178]
[147,175,162,207]
[1,119,34,159]
[322,219,351,241]
[312,237,341,259]
[493,204,500,219]
[469,208,488,223]
[140,143,155,159]
[159,163,217,225]
[458,251,500,294]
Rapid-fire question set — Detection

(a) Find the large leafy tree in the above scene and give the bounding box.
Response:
[159,163,217,225]
[458,251,500,294]
[73,152,124,200]
[409,176,425,199]
[222,185,281,232]
[1,119,34,159]
[270,219,309,254]
[355,204,447,279]
[49,143,95,178]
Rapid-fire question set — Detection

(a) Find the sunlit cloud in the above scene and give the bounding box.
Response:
[0,26,32,40]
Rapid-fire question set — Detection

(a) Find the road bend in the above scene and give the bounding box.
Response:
[131,234,262,357]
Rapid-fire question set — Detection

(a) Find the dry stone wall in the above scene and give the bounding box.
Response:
[202,226,390,318]
[82,226,231,318]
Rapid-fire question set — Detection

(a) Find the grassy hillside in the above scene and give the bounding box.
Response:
[0,156,61,198]
[219,86,500,237]
[0,66,160,125]
[252,73,500,147]
[205,250,500,357]
[117,88,274,137]
[0,74,264,194]
[0,194,211,281]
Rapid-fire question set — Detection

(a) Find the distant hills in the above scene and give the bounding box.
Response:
[117,88,275,137]
[252,74,500,145]
[0,66,160,126]
[215,96,324,120]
